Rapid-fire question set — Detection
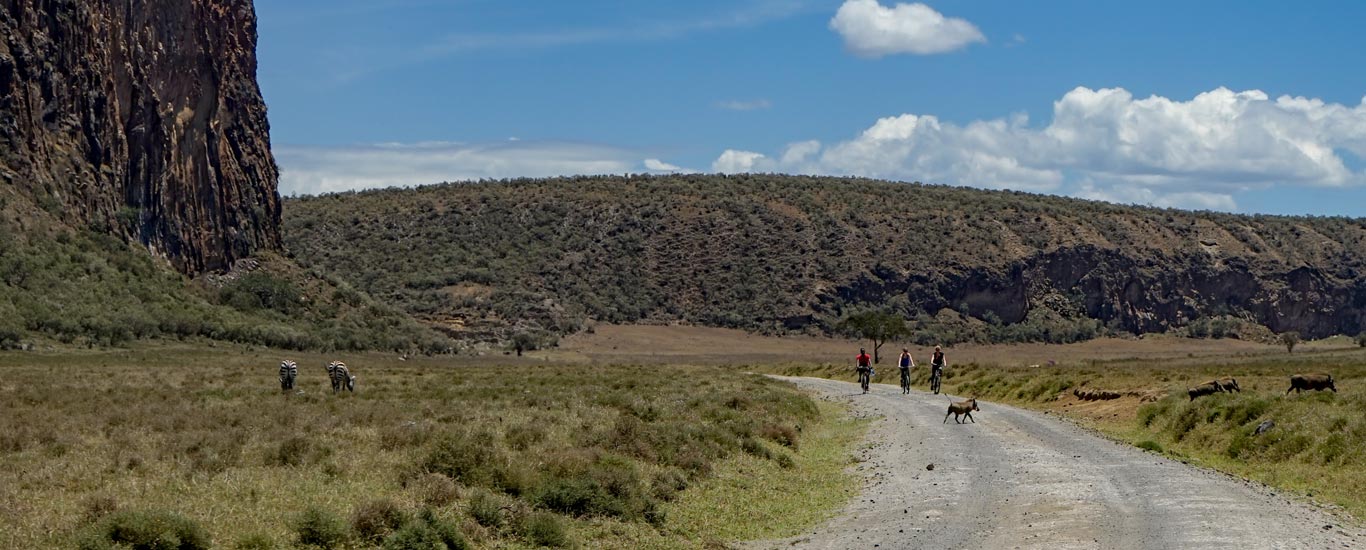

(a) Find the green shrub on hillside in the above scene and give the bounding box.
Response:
[77,509,211,550]
[0,221,453,352]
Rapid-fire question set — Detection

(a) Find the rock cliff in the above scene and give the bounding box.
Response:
[0,0,279,273]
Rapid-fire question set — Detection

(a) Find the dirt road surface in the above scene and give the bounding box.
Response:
[750,376,1361,550]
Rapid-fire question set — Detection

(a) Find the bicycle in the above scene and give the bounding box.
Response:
[857,366,871,394]
[899,367,911,394]
[930,365,943,395]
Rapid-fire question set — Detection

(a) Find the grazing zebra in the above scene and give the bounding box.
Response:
[279,360,298,391]
[326,361,356,394]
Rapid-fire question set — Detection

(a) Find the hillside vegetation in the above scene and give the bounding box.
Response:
[283,174,1366,345]
[0,195,452,353]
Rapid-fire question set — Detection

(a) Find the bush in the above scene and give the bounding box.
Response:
[533,455,658,523]
[78,509,211,550]
[293,507,348,549]
[382,509,469,550]
[467,490,510,529]
[1136,440,1164,453]
[234,533,279,550]
[519,511,572,549]
[1357,332,1366,348]
[421,430,528,494]
[219,272,304,314]
[352,499,409,543]
[271,436,332,467]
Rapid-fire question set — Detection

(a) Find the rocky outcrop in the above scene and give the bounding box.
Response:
[0,0,280,273]
[828,244,1366,339]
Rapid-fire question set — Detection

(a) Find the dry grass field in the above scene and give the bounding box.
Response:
[0,344,861,549]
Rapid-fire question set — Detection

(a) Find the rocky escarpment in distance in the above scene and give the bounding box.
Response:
[282,175,1366,343]
[0,0,280,273]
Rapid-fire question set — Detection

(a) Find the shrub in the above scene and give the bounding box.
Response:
[467,490,510,529]
[421,430,528,494]
[293,507,348,549]
[1136,440,1164,453]
[409,473,460,507]
[1357,332,1366,348]
[1280,331,1300,353]
[271,436,332,467]
[758,423,799,449]
[533,455,658,523]
[352,499,409,543]
[77,509,211,550]
[219,272,303,314]
[382,509,469,550]
[519,511,572,549]
[234,533,279,550]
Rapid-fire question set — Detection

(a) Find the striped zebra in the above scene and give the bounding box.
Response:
[326,361,356,394]
[279,360,298,391]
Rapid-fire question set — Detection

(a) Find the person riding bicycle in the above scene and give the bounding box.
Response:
[929,345,946,394]
[856,348,872,394]
[898,348,915,394]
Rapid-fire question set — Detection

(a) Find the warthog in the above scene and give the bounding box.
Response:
[1187,382,1220,401]
[1286,373,1336,394]
[1073,388,1122,401]
[1211,377,1240,393]
[943,398,980,424]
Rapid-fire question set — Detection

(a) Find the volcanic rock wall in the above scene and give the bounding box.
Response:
[0,0,280,273]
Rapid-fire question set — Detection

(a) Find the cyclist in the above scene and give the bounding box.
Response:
[856,348,872,394]
[929,345,946,394]
[898,348,915,394]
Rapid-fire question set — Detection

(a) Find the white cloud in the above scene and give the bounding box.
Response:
[644,158,683,172]
[713,86,1366,212]
[715,99,773,111]
[712,150,772,173]
[276,141,680,195]
[829,0,985,57]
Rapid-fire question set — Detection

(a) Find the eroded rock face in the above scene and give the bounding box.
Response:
[0,0,280,273]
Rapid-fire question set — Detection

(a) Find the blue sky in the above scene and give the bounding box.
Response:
[257,0,1366,215]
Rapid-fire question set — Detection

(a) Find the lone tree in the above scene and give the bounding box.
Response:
[837,311,909,364]
[1280,331,1300,353]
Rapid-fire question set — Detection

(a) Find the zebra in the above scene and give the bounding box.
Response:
[279,360,298,391]
[326,361,356,394]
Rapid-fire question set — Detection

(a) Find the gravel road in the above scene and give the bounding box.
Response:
[748,376,1360,550]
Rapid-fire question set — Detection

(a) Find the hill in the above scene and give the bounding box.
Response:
[0,1,451,353]
[282,174,1366,345]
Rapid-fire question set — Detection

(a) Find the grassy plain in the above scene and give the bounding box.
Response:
[0,344,862,549]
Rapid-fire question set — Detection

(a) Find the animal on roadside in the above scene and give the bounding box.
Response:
[1211,377,1241,393]
[943,397,980,424]
[1073,388,1122,401]
[1187,382,1220,401]
[326,361,356,394]
[1286,373,1336,395]
[279,360,298,391]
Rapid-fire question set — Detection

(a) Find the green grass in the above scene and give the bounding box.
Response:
[0,346,860,548]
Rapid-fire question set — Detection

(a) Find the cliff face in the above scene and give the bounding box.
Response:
[0,0,280,273]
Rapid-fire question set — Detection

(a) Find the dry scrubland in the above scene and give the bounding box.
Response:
[0,345,861,549]
[763,338,1366,519]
